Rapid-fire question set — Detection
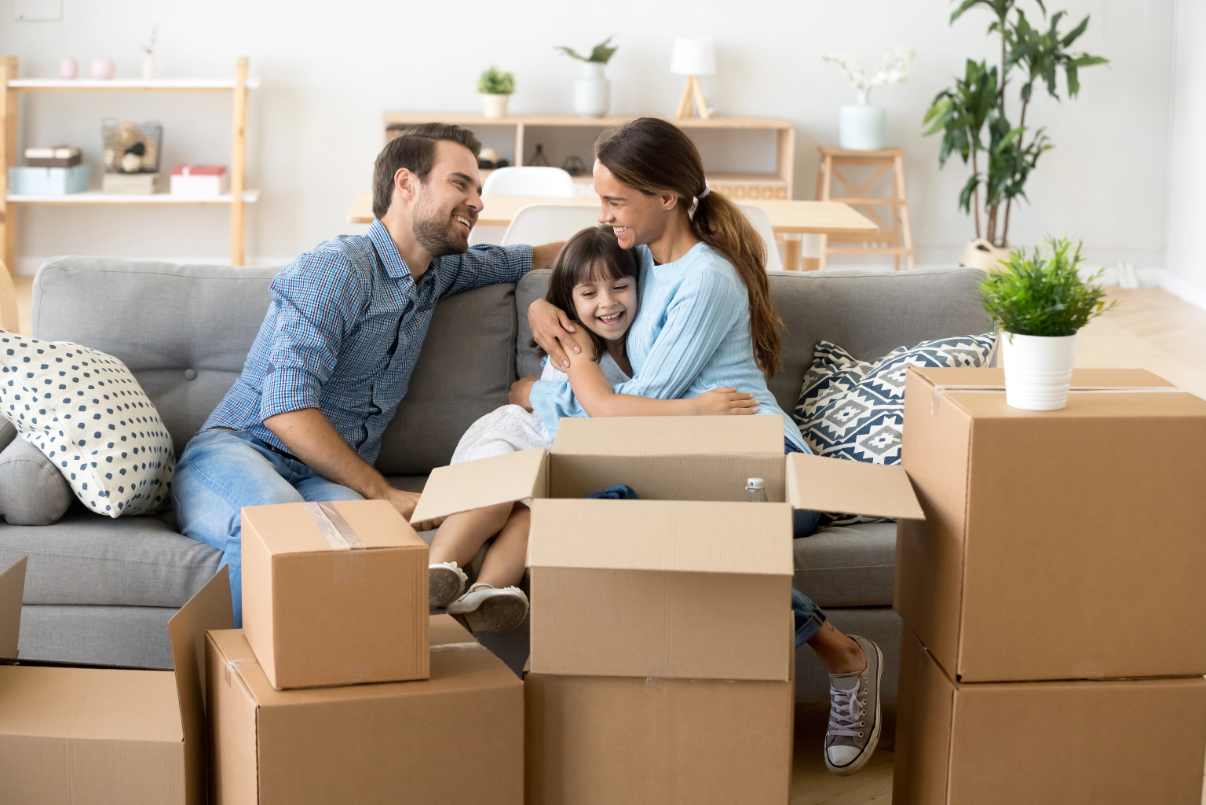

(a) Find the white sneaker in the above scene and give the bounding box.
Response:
[429,562,468,609]
[447,584,529,633]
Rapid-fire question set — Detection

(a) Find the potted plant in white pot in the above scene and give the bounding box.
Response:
[822,47,915,151]
[981,237,1116,411]
[924,1,1107,269]
[478,66,515,119]
[556,37,618,119]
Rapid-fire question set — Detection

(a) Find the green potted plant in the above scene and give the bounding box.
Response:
[924,1,1107,269]
[478,66,515,119]
[981,237,1116,410]
[556,36,618,119]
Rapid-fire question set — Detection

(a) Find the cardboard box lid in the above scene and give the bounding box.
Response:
[552,415,784,458]
[243,499,427,556]
[786,453,924,520]
[412,447,548,524]
[527,498,793,575]
[171,164,226,176]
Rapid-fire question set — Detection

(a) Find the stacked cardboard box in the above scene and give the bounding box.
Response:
[207,499,524,804]
[413,416,925,805]
[893,367,1206,805]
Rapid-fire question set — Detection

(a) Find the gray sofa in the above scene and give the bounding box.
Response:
[0,256,990,706]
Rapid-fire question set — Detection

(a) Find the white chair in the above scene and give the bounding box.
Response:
[500,204,602,247]
[737,203,784,273]
[482,167,574,197]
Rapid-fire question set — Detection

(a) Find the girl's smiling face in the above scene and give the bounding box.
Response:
[571,267,638,344]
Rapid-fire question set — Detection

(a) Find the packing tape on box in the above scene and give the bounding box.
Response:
[929,385,1182,414]
[430,641,486,654]
[303,501,368,584]
[224,657,259,685]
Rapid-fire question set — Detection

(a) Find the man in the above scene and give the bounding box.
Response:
[173,123,562,624]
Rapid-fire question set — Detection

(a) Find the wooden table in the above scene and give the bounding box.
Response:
[345,193,876,271]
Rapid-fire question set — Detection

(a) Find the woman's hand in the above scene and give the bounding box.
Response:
[691,388,760,416]
[509,376,539,411]
[529,299,580,370]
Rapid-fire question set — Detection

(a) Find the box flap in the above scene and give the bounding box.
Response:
[411,447,547,525]
[244,499,425,555]
[0,557,26,660]
[168,567,234,805]
[551,415,783,458]
[527,499,793,575]
[786,453,924,520]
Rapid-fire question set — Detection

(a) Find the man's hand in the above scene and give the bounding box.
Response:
[529,298,580,370]
[386,488,421,522]
[510,376,538,411]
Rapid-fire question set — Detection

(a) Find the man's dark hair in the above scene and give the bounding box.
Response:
[372,123,482,219]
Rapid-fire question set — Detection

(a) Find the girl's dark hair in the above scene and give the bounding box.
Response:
[594,117,783,376]
[545,225,640,362]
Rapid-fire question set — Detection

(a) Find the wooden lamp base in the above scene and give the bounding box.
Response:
[676,75,710,119]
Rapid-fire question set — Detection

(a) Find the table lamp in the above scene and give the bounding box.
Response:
[671,36,715,119]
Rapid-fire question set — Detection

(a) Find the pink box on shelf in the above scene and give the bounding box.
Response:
[170,164,229,198]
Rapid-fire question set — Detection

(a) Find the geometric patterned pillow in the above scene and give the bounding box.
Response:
[793,333,996,526]
[0,330,175,518]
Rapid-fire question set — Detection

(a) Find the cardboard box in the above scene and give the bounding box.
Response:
[525,671,794,805]
[896,367,1206,683]
[893,626,1206,805]
[413,416,923,682]
[0,558,234,805]
[171,164,229,197]
[207,615,523,805]
[241,499,429,690]
[9,164,89,195]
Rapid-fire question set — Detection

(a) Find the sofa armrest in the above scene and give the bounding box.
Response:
[0,420,15,453]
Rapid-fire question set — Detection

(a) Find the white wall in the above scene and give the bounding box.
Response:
[0,0,1175,274]
[1164,0,1206,300]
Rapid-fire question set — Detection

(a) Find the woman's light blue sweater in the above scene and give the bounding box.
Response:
[529,241,809,452]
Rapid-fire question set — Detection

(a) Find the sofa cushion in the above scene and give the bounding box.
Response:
[0,508,222,607]
[793,521,896,608]
[376,283,518,475]
[0,437,74,526]
[516,270,551,379]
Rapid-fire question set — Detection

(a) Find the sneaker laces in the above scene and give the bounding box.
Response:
[828,679,865,738]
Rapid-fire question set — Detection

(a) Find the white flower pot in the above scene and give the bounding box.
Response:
[839,90,886,151]
[142,54,155,80]
[960,238,1013,273]
[481,94,510,119]
[1001,332,1078,411]
[573,61,610,119]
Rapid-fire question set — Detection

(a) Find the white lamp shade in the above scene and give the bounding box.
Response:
[670,37,716,76]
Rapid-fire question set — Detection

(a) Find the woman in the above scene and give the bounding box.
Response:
[516,118,883,777]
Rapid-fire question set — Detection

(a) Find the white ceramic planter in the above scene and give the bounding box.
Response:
[573,62,610,119]
[1001,331,1078,411]
[839,90,887,151]
[960,239,1013,272]
[481,94,510,119]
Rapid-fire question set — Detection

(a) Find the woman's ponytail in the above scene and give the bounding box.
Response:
[595,118,784,376]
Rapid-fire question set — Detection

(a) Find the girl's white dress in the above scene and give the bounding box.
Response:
[450,355,631,465]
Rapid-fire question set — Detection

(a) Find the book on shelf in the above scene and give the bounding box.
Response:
[102,172,161,195]
[24,145,81,160]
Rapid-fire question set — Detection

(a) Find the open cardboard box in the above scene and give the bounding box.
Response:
[897,367,1206,683]
[413,416,923,682]
[0,557,233,805]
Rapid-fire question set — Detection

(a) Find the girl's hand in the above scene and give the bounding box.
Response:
[529,299,580,370]
[692,388,760,416]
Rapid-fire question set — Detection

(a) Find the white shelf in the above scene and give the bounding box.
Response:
[8,78,261,91]
[7,190,260,204]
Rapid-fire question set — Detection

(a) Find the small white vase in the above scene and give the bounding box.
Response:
[142,54,155,80]
[839,89,887,151]
[960,238,1013,273]
[481,93,509,119]
[573,61,610,119]
[1001,332,1078,411]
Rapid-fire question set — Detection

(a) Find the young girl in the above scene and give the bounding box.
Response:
[427,225,758,632]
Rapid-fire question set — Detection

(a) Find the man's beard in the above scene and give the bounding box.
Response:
[413,205,468,259]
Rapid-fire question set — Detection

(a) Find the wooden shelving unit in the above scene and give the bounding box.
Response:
[0,57,259,273]
[382,112,795,200]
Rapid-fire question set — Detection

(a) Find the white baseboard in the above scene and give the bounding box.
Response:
[1147,269,1206,311]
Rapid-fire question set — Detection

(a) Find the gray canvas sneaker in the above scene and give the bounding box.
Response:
[824,635,883,776]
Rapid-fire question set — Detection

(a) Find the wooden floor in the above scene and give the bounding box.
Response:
[8,277,1206,801]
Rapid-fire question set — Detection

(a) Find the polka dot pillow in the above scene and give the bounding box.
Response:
[0,330,174,517]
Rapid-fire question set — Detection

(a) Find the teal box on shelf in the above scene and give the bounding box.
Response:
[9,164,90,195]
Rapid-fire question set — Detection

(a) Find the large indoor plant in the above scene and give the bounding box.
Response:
[478,66,515,119]
[556,37,618,119]
[981,237,1116,410]
[924,1,1107,265]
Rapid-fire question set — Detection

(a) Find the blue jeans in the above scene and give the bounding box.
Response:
[173,429,363,626]
[786,438,825,644]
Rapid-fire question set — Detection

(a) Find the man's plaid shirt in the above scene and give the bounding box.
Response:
[202,219,531,465]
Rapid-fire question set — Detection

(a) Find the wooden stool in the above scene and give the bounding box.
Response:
[815,146,914,271]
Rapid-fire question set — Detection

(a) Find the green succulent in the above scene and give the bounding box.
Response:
[980,237,1117,337]
[478,66,515,95]
[555,36,618,64]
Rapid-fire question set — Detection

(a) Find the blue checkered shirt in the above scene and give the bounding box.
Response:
[203,220,532,465]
